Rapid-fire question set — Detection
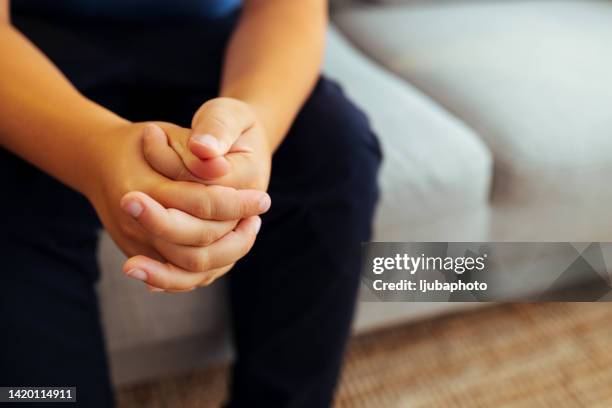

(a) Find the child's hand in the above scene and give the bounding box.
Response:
[88,122,271,292]
[143,98,272,192]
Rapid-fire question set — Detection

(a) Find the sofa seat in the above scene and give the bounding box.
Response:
[334,0,612,205]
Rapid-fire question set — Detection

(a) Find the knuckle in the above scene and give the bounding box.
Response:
[209,111,229,127]
[196,227,217,247]
[183,255,201,272]
[173,162,192,181]
[149,219,169,238]
[209,188,237,220]
[234,199,249,219]
[229,200,244,219]
[194,195,214,219]
[185,251,211,272]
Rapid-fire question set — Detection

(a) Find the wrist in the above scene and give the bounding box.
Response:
[79,118,136,203]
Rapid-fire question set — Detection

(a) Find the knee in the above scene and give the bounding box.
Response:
[275,78,382,243]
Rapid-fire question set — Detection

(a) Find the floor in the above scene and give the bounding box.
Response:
[118,303,612,407]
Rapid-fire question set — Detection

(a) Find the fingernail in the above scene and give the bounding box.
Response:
[191,134,220,152]
[258,194,271,212]
[125,201,144,218]
[127,268,148,282]
[253,217,262,234]
[147,285,164,293]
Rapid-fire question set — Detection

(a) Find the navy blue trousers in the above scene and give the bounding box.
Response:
[0,13,381,408]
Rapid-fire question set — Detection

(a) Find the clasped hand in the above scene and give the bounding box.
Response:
[90,98,271,293]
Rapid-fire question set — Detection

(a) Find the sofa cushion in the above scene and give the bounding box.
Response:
[324,26,492,240]
[334,1,612,204]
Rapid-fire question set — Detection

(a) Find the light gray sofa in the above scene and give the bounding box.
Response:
[98,0,612,385]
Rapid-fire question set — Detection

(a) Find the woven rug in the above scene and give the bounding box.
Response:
[118,303,612,407]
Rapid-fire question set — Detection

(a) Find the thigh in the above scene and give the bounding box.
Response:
[230,76,382,339]
[252,77,383,273]
[227,77,382,407]
[270,77,382,249]
[0,223,113,408]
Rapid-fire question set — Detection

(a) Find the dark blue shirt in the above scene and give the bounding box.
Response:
[12,0,242,21]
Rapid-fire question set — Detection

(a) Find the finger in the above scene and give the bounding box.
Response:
[152,182,271,221]
[120,191,238,246]
[124,256,233,292]
[123,216,259,291]
[152,216,261,272]
[189,98,255,159]
[196,152,253,190]
[144,123,230,181]
[185,156,231,180]
[190,127,270,189]
[153,264,234,293]
[142,123,196,181]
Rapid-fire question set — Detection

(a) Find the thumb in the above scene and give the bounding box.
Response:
[189,98,255,160]
[144,123,230,181]
[142,123,193,181]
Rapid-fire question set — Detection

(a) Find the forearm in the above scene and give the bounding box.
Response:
[0,22,129,196]
[219,0,327,151]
